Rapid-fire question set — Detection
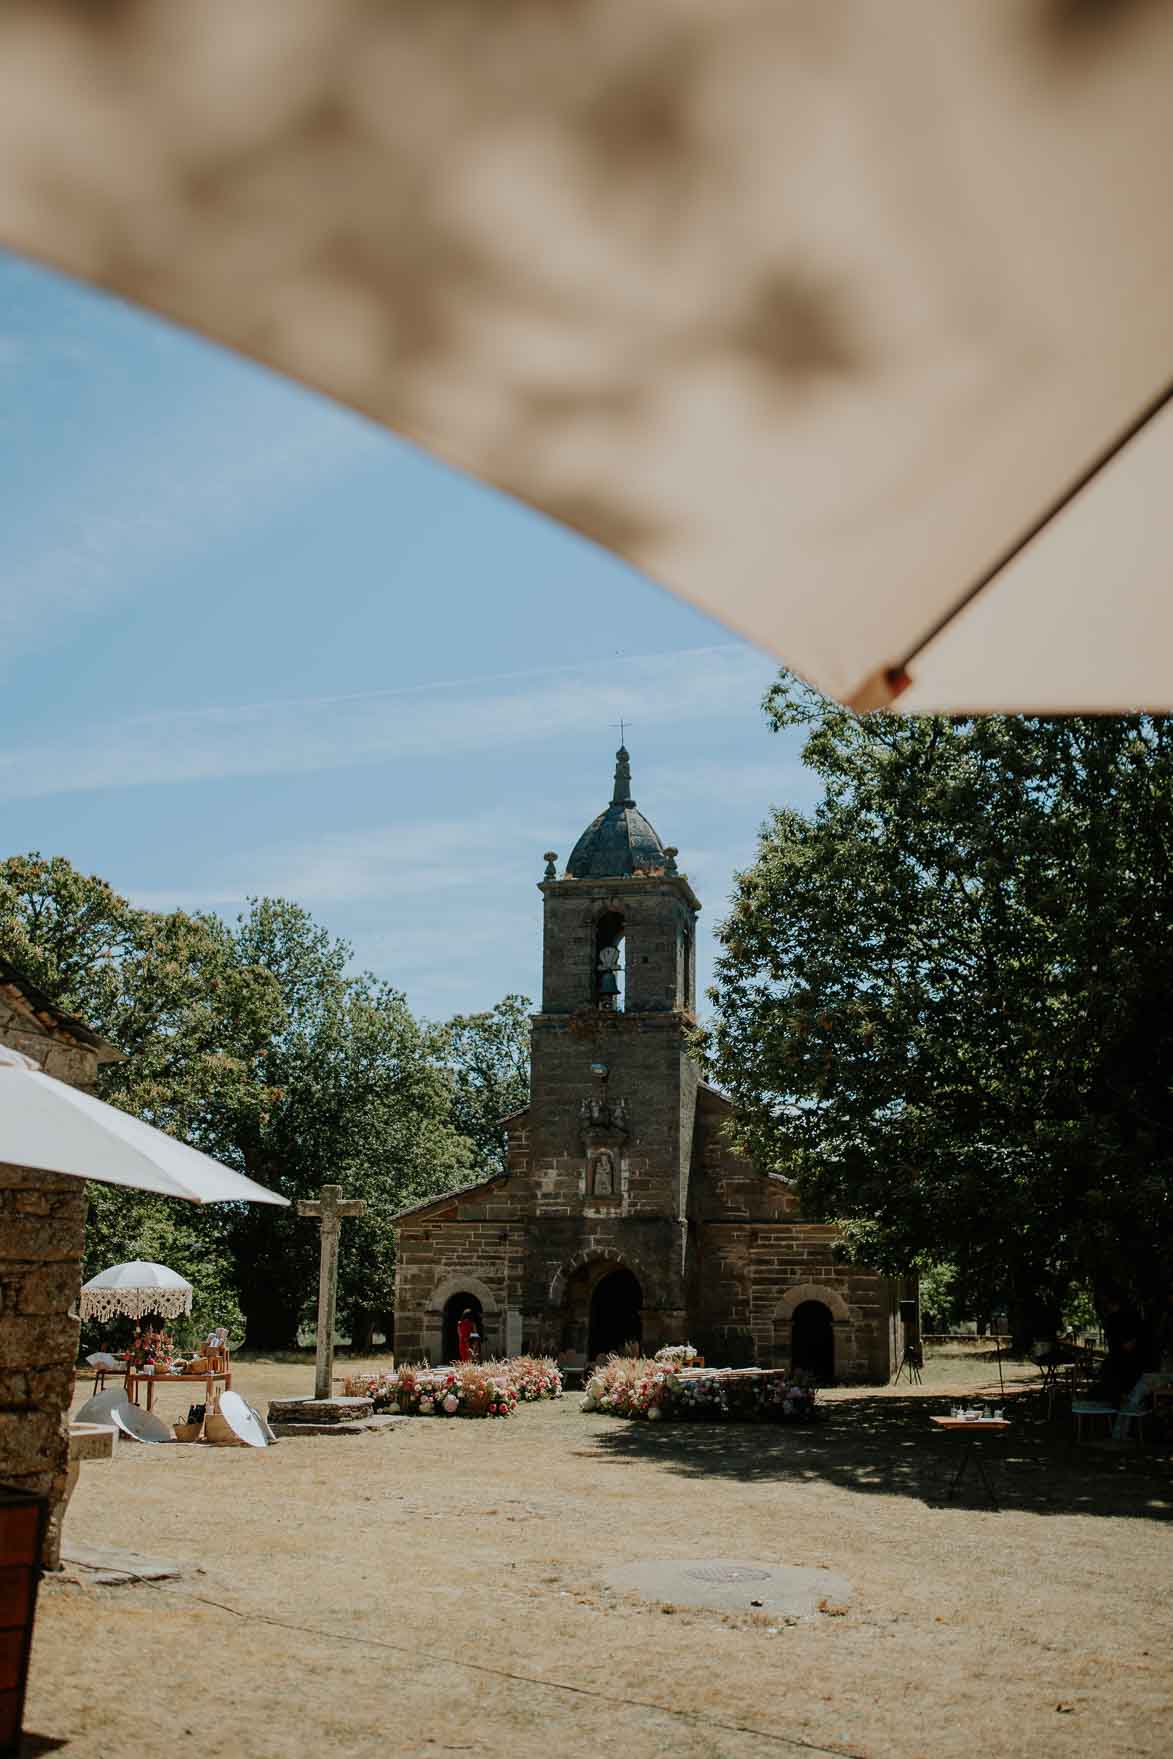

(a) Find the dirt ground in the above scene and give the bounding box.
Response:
[22,1349,1172,1759]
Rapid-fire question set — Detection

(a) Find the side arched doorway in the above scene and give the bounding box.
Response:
[791,1300,835,1382]
[589,1267,642,1360]
[441,1293,483,1363]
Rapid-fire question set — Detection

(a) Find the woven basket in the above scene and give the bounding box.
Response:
[202,1412,244,1446]
[172,1422,202,1443]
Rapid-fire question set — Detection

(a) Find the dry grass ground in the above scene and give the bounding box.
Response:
[23,1348,1172,1759]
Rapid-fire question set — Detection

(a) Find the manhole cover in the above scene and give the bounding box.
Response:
[604,1559,854,1615]
[685,1564,772,1584]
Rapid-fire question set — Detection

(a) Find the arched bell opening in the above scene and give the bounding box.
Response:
[678,920,694,1011]
[588,1266,642,1360]
[594,910,625,1011]
[790,1299,835,1383]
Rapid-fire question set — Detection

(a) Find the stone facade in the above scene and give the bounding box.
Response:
[394,751,906,1382]
[0,968,119,1566]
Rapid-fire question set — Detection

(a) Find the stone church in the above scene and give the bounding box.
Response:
[393,748,906,1381]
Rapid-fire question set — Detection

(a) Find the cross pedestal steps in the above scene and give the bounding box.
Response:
[270,1185,408,1436]
[266,1394,407,1437]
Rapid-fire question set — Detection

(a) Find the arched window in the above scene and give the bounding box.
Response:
[594,910,625,1011]
[678,922,693,1010]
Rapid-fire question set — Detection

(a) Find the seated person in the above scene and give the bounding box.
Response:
[1094,1286,1153,1410]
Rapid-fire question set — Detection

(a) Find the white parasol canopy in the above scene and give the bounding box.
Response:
[0,2,1169,713]
[79,1260,193,1323]
[0,1044,289,1207]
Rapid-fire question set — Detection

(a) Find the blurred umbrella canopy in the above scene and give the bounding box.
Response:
[0,0,1169,711]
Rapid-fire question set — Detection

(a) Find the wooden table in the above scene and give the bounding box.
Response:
[125,1369,231,1416]
[930,1416,1010,1509]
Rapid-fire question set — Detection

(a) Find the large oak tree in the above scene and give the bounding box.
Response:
[703,689,1173,1338]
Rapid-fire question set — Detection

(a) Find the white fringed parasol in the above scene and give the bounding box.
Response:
[79,1260,194,1322]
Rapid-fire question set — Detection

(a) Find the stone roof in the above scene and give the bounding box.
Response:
[0,958,122,1061]
[564,747,670,879]
[391,1173,506,1221]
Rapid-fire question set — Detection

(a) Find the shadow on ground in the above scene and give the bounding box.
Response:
[585,1388,1173,1521]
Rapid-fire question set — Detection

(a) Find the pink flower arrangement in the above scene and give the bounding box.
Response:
[581,1357,816,1425]
[343,1355,558,1419]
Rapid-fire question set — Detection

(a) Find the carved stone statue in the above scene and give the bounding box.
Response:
[591,1150,615,1195]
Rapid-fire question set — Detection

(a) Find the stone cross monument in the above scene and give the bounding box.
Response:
[297,1184,366,1399]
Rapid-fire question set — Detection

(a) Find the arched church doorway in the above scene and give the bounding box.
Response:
[589,1267,642,1360]
[442,1293,483,1363]
[791,1300,835,1382]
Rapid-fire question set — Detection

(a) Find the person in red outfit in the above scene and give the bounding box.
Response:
[456,1308,481,1362]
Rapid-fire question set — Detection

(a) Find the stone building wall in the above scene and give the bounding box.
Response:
[395,1081,905,1380]
[0,982,113,1567]
[394,1193,687,1362]
[526,1012,695,1222]
[0,1163,87,1567]
[393,1182,521,1363]
[690,1089,903,1381]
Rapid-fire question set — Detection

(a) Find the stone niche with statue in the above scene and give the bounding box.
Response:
[580,1088,628,1205]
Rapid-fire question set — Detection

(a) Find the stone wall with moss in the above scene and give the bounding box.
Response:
[0,990,104,1566]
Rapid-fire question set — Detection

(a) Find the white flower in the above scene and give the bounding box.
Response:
[442,1393,460,1415]
[647,1405,664,1421]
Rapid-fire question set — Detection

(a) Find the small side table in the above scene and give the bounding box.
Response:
[125,1370,231,1416]
[930,1416,1010,1509]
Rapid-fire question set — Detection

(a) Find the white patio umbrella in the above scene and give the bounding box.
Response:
[0,2,1170,713]
[79,1261,193,1323]
[0,1044,288,1206]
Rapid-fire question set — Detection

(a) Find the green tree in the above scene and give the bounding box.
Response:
[440,994,532,1176]
[224,899,470,1349]
[1,857,470,1350]
[703,690,1173,1341]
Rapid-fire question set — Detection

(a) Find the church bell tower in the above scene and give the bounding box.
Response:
[525,746,702,1349]
[538,744,698,1018]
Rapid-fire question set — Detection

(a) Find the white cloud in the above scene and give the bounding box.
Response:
[0,643,779,802]
[129,812,535,914]
[0,371,382,665]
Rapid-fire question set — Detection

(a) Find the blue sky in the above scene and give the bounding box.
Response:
[0,251,817,1022]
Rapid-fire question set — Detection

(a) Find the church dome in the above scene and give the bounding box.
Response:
[565,747,670,879]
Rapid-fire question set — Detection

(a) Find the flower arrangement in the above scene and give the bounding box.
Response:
[501,1356,564,1402]
[581,1355,680,1419]
[582,1356,816,1425]
[654,1343,700,1366]
[127,1326,174,1371]
[341,1355,561,1419]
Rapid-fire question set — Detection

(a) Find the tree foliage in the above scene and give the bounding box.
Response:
[0,856,471,1348]
[439,993,531,1177]
[703,689,1173,1335]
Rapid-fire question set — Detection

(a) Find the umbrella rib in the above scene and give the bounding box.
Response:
[889,375,1173,701]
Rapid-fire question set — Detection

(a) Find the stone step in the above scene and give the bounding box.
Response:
[267,1395,374,1423]
[268,1414,408,1438]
